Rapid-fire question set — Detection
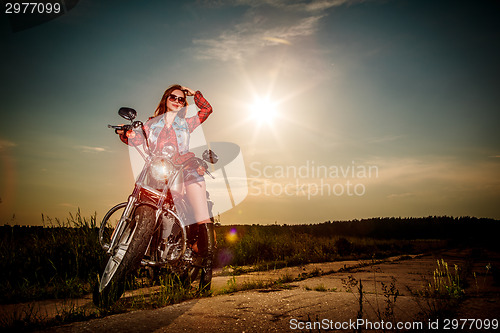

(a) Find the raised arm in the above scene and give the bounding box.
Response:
[186,90,213,132]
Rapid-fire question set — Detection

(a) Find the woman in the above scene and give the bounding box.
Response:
[117,84,215,288]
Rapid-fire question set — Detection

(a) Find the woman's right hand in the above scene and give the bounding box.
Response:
[115,125,125,135]
[116,126,136,139]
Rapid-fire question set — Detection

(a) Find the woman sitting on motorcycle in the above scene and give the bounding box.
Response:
[116,84,215,284]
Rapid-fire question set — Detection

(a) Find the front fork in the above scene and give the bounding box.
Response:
[107,195,138,256]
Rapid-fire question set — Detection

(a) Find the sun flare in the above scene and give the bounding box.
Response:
[248,97,278,125]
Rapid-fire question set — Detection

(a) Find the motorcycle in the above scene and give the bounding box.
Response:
[93,107,218,307]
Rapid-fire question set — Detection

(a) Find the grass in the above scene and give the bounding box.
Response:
[1,213,497,330]
[124,273,200,309]
[0,210,104,304]
[215,226,440,268]
[407,259,466,321]
[473,262,494,295]
[0,212,449,304]
[429,259,465,299]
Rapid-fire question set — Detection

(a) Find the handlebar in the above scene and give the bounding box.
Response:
[108,124,132,131]
[108,120,143,132]
[109,116,216,179]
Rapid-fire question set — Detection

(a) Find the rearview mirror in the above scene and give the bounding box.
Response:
[202,149,218,164]
[118,107,137,121]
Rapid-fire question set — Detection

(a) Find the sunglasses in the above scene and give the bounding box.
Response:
[167,94,186,104]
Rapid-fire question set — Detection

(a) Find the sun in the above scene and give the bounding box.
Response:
[247,97,278,125]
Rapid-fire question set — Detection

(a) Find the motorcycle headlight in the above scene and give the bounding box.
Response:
[150,157,175,182]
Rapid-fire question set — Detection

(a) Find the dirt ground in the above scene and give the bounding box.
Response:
[3,248,499,332]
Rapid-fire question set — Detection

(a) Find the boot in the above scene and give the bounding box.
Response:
[196,222,215,293]
[185,223,199,248]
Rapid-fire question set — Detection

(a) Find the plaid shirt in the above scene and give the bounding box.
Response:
[120,91,212,161]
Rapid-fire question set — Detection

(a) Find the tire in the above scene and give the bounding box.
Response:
[93,205,156,307]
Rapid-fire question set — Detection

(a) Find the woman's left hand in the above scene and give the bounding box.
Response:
[182,86,196,96]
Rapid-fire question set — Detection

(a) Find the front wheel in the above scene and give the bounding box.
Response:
[93,205,156,307]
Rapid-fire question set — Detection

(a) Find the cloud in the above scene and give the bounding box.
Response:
[192,14,323,62]
[192,0,370,63]
[0,139,17,151]
[75,145,108,153]
[201,0,366,12]
[275,0,367,12]
[262,36,292,45]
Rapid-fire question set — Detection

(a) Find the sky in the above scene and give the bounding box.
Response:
[0,0,499,226]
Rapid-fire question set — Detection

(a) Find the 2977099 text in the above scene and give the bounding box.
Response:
[5,2,62,14]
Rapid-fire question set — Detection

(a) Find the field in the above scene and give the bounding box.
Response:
[1,212,499,331]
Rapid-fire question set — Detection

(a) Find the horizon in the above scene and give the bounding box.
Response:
[1,0,499,226]
[1,213,498,228]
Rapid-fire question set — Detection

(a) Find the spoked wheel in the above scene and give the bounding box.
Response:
[93,205,156,307]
